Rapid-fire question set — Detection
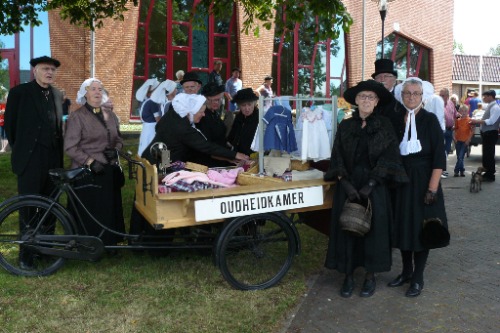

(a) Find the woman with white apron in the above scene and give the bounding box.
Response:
[137,79,177,156]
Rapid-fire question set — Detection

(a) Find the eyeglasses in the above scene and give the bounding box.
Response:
[402,91,423,98]
[374,74,395,80]
[357,94,378,101]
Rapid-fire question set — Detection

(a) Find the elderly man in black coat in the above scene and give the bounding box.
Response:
[4,56,64,268]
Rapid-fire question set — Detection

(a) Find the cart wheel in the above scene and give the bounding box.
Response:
[215,213,298,290]
[0,199,73,276]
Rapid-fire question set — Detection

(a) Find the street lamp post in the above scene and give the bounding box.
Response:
[372,0,395,59]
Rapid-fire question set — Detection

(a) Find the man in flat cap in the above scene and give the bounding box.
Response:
[470,90,500,181]
[4,55,64,268]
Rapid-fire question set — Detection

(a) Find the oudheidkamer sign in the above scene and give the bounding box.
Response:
[194,186,323,222]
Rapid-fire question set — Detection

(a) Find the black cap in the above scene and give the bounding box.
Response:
[232,88,258,104]
[30,56,61,68]
[201,82,225,97]
[180,71,202,85]
[482,90,496,98]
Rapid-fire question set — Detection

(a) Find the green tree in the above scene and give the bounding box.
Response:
[0,0,352,42]
[488,44,500,56]
[453,40,465,54]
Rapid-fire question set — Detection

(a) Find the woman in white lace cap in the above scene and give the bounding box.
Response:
[137,79,176,156]
[64,78,126,247]
[388,77,449,297]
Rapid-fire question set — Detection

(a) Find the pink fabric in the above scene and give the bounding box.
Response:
[207,167,244,185]
[162,169,241,188]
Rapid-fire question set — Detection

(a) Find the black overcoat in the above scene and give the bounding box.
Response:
[324,112,408,274]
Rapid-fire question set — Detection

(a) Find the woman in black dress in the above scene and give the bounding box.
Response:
[324,80,408,298]
[227,88,260,155]
[388,77,449,297]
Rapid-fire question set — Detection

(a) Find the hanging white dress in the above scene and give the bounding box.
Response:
[300,107,331,162]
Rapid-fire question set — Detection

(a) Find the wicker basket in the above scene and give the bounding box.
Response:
[185,161,208,173]
[291,160,310,171]
[236,172,284,186]
[339,199,372,236]
[245,162,259,174]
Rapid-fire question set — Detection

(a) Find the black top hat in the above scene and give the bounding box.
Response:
[371,59,397,78]
[30,56,61,68]
[343,80,394,106]
[180,71,202,85]
[421,218,450,249]
[201,82,225,97]
[232,88,258,104]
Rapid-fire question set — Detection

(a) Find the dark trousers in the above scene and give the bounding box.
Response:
[481,130,498,176]
[17,144,62,264]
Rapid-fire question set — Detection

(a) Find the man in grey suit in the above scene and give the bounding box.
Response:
[4,56,64,268]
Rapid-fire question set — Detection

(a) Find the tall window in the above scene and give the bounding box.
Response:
[377,32,430,81]
[131,0,237,119]
[272,9,346,98]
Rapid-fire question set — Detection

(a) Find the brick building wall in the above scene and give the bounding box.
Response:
[49,4,139,122]
[236,4,275,92]
[343,0,454,93]
[47,1,454,122]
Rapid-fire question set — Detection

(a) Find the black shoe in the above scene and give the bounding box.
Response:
[453,173,459,177]
[359,277,376,297]
[387,274,412,287]
[483,174,495,182]
[405,282,423,297]
[340,275,354,298]
[460,172,465,177]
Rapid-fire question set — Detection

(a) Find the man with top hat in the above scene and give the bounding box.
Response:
[4,55,64,268]
[372,59,406,142]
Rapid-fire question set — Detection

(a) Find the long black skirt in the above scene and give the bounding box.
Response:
[70,164,125,245]
[325,167,393,274]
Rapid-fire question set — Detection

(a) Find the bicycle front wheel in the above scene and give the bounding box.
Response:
[0,199,73,276]
[215,213,298,290]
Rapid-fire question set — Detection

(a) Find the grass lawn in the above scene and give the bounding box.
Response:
[0,136,329,333]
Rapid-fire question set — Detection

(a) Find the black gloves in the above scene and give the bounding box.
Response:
[89,160,105,175]
[359,179,377,200]
[340,178,360,201]
[424,190,437,205]
[103,148,118,162]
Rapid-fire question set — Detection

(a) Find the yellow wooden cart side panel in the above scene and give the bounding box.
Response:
[134,157,335,229]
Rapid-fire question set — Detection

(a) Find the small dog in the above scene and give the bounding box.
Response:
[470,167,486,193]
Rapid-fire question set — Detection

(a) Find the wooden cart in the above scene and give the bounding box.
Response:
[133,157,334,290]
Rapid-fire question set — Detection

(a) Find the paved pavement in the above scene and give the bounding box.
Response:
[281,145,500,333]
